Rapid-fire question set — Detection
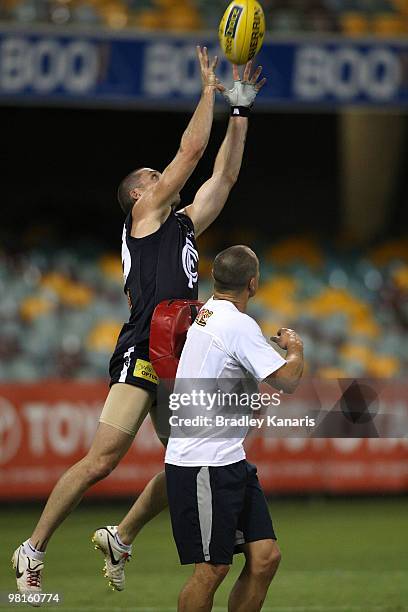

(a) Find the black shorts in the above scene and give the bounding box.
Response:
[165,459,276,565]
[109,336,159,395]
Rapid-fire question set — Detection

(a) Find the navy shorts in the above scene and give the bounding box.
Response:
[165,459,276,565]
[109,338,159,395]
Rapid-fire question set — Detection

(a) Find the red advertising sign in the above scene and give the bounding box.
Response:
[0,382,164,499]
[0,382,407,499]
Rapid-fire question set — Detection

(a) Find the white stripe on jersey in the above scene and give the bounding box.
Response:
[121,223,131,285]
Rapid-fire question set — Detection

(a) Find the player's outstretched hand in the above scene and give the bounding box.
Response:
[217,60,266,108]
[197,45,219,90]
[271,328,303,351]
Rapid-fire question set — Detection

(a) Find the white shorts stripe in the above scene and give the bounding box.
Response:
[235,529,245,546]
[119,346,135,383]
[196,466,212,562]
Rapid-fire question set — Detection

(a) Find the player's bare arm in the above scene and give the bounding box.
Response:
[132,46,218,235]
[182,61,266,237]
[266,328,304,394]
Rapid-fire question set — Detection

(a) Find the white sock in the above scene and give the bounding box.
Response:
[23,540,45,561]
[114,531,132,552]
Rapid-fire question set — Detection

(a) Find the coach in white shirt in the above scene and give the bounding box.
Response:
[165,245,304,612]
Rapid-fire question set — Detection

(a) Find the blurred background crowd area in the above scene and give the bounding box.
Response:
[1,234,407,382]
[2,0,408,35]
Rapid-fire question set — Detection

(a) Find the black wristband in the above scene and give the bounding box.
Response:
[231,106,251,117]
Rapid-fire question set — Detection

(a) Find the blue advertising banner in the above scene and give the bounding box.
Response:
[0,26,407,109]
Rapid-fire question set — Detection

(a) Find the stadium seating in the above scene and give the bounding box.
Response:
[1,0,407,33]
[0,236,407,381]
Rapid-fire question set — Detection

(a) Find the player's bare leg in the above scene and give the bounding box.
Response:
[178,563,230,612]
[28,423,133,551]
[12,384,153,598]
[116,392,170,543]
[92,471,168,592]
[29,384,151,551]
[92,389,169,590]
[227,540,281,612]
[118,470,167,544]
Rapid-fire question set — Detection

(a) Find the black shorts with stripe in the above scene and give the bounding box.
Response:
[109,335,158,395]
[165,459,276,565]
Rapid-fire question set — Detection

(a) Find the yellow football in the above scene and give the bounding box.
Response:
[218,0,266,66]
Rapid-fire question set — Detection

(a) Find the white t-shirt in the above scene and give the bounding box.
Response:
[165,297,286,467]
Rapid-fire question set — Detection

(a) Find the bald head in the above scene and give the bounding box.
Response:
[117,168,145,215]
[117,167,180,215]
[212,245,259,294]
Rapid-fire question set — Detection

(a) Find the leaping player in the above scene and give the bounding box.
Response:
[12,48,266,597]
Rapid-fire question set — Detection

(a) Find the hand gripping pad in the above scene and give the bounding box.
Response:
[149,299,203,389]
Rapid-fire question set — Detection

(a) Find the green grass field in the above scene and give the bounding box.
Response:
[1,499,407,612]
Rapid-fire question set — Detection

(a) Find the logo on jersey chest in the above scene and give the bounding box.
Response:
[182,237,199,289]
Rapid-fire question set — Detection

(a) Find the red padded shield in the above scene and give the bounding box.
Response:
[149,299,203,388]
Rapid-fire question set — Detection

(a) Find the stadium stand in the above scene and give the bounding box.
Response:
[0,236,407,381]
[0,0,408,34]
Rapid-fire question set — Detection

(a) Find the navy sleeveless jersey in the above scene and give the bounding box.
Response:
[118,209,199,348]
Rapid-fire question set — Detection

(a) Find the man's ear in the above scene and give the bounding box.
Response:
[130,188,142,202]
[248,276,256,297]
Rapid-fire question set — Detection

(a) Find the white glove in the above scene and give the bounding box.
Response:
[217,63,266,112]
[222,80,259,108]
